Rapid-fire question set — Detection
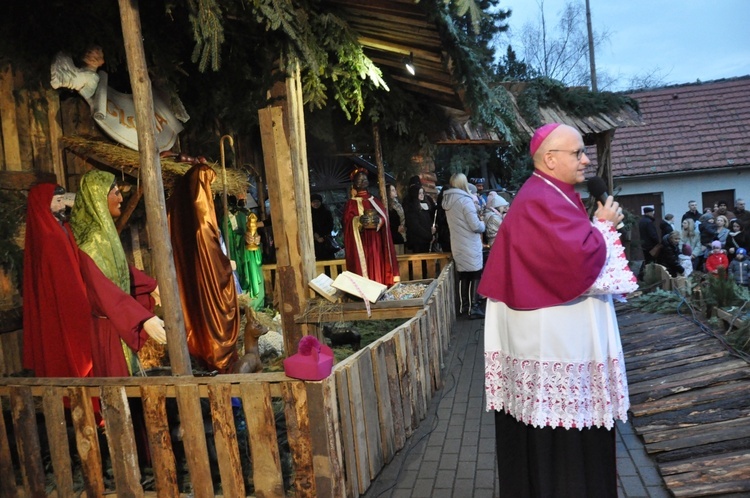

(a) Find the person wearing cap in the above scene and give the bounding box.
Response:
[705,240,729,276]
[729,247,750,286]
[638,206,660,271]
[479,123,628,496]
[656,230,685,278]
[343,167,400,286]
[482,191,509,247]
[469,177,487,209]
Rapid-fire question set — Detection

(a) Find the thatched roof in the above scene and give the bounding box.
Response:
[62,135,249,198]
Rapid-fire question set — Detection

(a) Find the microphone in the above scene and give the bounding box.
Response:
[587,176,624,229]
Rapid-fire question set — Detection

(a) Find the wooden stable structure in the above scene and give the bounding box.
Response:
[618,304,750,497]
[0,261,455,497]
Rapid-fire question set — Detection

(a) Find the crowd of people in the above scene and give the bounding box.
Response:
[639,198,750,285]
[310,169,510,318]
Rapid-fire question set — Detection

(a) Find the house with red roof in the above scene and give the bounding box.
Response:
[589,76,750,257]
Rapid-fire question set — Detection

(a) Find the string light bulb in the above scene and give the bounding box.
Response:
[404,52,415,75]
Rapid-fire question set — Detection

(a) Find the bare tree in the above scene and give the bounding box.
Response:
[627,66,672,90]
[517,0,611,88]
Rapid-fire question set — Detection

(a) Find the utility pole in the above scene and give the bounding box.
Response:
[585,0,598,91]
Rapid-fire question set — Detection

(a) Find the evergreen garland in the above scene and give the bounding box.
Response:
[187,0,224,72]
[629,288,683,314]
[516,77,641,128]
[428,1,517,144]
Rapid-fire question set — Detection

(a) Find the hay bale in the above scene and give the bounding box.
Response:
[61,135,249,198]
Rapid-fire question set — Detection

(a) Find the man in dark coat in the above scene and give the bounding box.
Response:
[681,200,701,223]
[639,207,660,269]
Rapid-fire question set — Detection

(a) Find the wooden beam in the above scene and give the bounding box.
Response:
[116,186,143,234]
[118,0,192,375]
[260,62,315,354]
[373,124,387,206]
[0,64,22,171]
[46,90,66,187]
[0,170,57,190]
[357,37,442,64]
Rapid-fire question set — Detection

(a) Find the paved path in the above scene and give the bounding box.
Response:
[362,316,671,498]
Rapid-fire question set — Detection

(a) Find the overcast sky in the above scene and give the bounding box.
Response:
[498,0,750,91]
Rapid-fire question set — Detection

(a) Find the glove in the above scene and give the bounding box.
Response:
[143,316,166,344]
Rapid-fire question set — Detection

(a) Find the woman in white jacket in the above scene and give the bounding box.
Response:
[442,173,486,319]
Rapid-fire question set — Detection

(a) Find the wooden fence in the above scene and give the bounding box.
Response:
[262,252,452,306]
[0,262,456,497]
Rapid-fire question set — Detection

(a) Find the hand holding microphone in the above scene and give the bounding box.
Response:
[587,176,625,229]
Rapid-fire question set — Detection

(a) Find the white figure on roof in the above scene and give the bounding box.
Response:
[50,46,188,152]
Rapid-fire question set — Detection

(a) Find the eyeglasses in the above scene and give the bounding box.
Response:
[548,148,586,160]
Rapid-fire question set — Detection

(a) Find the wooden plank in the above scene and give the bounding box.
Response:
[630,382,750,417]
[306,377,346,498]
[0,64,21,170]
[140,385,179,497]
[410,320,426,422]
[42,387,74,498]
[660,449,750,475]
[240,382,284,498]
[175,384,214,498]
[346,361,371,493]
[101,385,144,497]
[0,396,18,498]
[394,327,414,435]
[259,105,312,354]
[207,383,245,498]
[10,386,46,497]
[670,480,750,498]
[0,330,23,376]
[0,170,57,190]
[371,342,395,463]
[627,359,750,396]
[358,348,384,478]
[644,418,750,452]
[68,386,104,497]
[295,306,416,324]
[420,310,435,396]
[45,90,66,186]
[664,456,750,497]
[282,381,316,497]
[427,297,441,392]
[14,89,33,170]
[383,337,406,451]
[0,371,291,389]
[335,367,360,498]
[27,89,53,173]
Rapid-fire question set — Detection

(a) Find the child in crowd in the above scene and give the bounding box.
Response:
[705,240,729,276]
[678,243,693,277]
[729,248,750,287]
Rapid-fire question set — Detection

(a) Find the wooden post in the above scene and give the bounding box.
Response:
[373,124,387,204]
[0,64,22,171]
[46,90,66,187]
[260,62,315,354]
[117,0,192,375]
[595,129,615,196]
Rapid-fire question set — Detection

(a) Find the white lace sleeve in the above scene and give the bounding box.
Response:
[585,219,638,300]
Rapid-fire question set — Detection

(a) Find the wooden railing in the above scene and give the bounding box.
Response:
[262,252,452,302]
[0,262,456,497]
